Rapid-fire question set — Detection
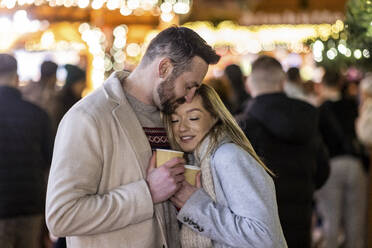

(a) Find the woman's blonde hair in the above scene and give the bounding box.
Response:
[163,83,274,176]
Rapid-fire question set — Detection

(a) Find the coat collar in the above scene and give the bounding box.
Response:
[0,86,21,99]
[102,71,130,105]
[103,71,152,178]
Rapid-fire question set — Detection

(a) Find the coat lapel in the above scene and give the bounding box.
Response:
[104,71,152,177]
[103,72,168,246]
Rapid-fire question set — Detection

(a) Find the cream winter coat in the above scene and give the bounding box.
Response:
[46,71,172,248]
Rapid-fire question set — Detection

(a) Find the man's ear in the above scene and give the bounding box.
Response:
[158,58,173,79]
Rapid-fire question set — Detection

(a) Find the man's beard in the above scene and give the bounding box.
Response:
[158,73,184,115]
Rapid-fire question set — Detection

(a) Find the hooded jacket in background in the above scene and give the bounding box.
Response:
[238,93,329,248]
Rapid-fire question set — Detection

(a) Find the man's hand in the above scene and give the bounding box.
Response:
[171,172,201,209]
[146,152,185,204]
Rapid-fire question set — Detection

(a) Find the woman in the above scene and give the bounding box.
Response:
[163,84,287,248]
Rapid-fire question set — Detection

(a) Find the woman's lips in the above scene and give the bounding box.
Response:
[180,135,194,143]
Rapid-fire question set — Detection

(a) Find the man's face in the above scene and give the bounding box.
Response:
[155,56,208,114]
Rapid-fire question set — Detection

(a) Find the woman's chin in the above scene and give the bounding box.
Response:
[179,144,195,153]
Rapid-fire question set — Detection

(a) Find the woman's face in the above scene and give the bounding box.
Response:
[171,95,217,152]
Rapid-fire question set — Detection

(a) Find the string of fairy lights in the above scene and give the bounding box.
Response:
[1,1,370,88]
[0,0,191,20]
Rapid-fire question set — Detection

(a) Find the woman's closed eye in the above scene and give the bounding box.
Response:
[189,117,200,121]
[171,119,179,123]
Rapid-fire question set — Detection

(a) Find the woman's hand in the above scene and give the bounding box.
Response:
[171,172,201,209]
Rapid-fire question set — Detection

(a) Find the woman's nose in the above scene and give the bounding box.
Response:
[179,120,188,132]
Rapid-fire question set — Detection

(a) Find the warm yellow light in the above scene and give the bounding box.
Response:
[113,37,126,49]
[160,2,172,13]
[160,12,174,22]
[4,0,17,9]
[354,49,362,59]
[127,0,139,10]
[363,49,370,58]
[114,50,126,63]
[104,56,113,71]
[78,0,89,8]
[79,23,90,33]
[18,0,27,6]
[63,0,74,8]
[338,44,347,54]
[173,2,189,14]
[41,31,55,48]
[113,25,127,37]
[126,43,141,57]
[107,0,120,10]
[345,48,352,57]
[120,6,132,16]
[113,61,124,71]
[92,0,104,9]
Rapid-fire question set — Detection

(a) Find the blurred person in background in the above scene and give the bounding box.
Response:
[22,60,58,118]
[238,55,329,248]
[316,70,367,248]
[357,73,372,147]
[284,67,307,102]
[53,64,86,126]
[302,80,320,106]
[0,53,52,248]
[224,64,250,115]
[206,77,234,113]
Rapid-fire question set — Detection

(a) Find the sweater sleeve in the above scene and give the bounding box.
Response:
[45,109,154,237]
[177,143,287,248]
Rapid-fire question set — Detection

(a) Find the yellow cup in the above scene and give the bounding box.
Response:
[156,149,184,167]
[184,165,201,186]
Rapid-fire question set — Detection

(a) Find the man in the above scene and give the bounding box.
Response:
[46,26,220,248]
[22,60,58,117]
[0,53,52,248]
[238,56,329,248]
[284,66,307,101]
[317,70,367,248]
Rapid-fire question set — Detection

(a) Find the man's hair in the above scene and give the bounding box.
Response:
[249,55,285,89]
[0,53,17,77]
[322,70,341,88]
[141,26,220,76]
[287,67,301,82]
[40,61,58,80]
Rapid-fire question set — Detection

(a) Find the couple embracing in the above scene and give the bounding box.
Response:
[46,26,287,248]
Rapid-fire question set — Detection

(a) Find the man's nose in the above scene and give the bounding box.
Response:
[184,87,197,103]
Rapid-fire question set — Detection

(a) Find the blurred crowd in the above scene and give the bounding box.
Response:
[0,51,371,248]
[0,54,86,248]
[212,61,371,248]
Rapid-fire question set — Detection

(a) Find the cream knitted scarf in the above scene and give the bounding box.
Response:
[180,133,229,248]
